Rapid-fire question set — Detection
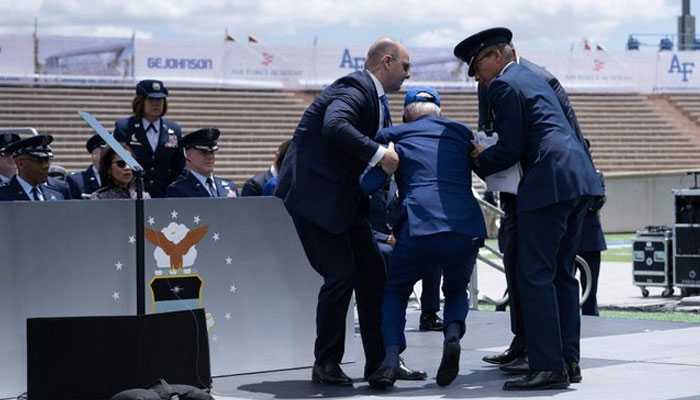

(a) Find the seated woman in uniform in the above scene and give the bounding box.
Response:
[91,146,150,199]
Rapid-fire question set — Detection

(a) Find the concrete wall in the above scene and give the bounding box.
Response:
[601,171,697,232]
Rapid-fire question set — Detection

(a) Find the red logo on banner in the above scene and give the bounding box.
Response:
[262,52,274,66]
[593,59,605,72]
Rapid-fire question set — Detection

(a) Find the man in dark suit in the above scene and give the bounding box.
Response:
[114,79,185,198]
[476,38,597,374]
[166,128,239,198]
[578,164,607,316]
[66,134,106,199]
[361,86,486,388]
[275,37,410,386]
[456,27,603,390]
[0,132,21,184]
[0,135,64,201]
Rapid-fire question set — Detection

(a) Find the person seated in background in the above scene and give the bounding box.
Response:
[0,132,21,183]
[66,134,106,199]
[261,139,291,196]
[91,145,150,200]
[113,79,185,198]
[0,135,64,201]
[242,138,290,196]
[166,128,239,198]
[361,86,486,388]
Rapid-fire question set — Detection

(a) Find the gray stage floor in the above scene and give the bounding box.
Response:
[209,309,700,400]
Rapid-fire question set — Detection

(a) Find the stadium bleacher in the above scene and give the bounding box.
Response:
[2,84,700,187]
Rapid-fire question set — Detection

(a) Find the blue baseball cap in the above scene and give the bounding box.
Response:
[404,86,440,107]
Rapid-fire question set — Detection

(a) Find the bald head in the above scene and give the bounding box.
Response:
[364,37,411,93]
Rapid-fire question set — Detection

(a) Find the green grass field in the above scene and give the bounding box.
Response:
[481,233,636,263]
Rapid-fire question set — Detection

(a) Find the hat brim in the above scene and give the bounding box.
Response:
[146,93,167,99]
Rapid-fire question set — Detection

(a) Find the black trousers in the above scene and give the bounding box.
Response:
[500,193,526,354]
[288,208,386,367]
[579,251,601,316]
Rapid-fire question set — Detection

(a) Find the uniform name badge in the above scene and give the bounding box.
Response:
[475,131,521,195]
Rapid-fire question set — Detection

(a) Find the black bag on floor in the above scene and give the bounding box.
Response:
[111,379,214,400]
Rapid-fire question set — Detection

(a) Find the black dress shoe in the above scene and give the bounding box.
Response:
[436,338,461,386]
[396,357,427,380]
[566,361,582,383]
[482,348,523,365]
[311,362,353,386]
[503,371,570,391]
[363,362,381,379]
[419,312,444,331]
[368,366,397,389]
[499,355,529,375]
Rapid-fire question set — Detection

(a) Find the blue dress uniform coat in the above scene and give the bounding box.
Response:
[363,114,486,350]
[166,172,239,198]
[66,166,101,199]
[476,56,595,355]
[274,70,386,368]
[114,116,185,198]
[478,62,604,372]
[0,176,65,201]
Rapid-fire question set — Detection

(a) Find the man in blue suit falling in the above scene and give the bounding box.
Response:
[455,28,604,390]
[361,86,486,388]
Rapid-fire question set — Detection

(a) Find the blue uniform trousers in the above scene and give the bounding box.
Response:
[381,227,480,351]
[516,195,593,371]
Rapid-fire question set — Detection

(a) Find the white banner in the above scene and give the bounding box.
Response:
[0,34,34,81]
[6,33,700,93]
[37,36,133,83]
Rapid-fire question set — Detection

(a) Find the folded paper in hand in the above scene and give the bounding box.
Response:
[474,131,520,194]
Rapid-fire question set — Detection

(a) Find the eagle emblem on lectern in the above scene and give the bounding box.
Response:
[145,222,208,271]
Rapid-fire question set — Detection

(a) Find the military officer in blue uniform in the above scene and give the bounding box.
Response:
[66,134,106,199]
[477,34,598,375]
[114,79,185,198]
[0,135,64,201]
[0,132,21,183]
[361,86,486,388]
[456,27,603,390]
[166,128,239,198]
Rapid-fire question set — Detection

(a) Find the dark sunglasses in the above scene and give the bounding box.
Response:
[388,54,411,72]
[112,160,127,168]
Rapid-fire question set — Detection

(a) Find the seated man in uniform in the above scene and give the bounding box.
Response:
[66,134,106,199]
[166,128,239,198]
[362,87,486,388]
[0,135,64,201]
[0,133,21,183]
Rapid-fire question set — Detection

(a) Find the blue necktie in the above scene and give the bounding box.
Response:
[380,95,392,128]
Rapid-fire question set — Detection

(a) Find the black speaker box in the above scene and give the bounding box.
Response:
[27,309,211,400]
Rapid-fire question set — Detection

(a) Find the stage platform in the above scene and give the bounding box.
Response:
[208,308,700,400]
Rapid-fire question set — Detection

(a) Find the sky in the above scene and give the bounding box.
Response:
[0,0,696,52]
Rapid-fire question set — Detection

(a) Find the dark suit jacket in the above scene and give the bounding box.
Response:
[477,63,603,212]
[362,115,487,239]
[275,70,381,234]
[478,57,593,164]
[0,176,65,201]
[166,171,239,198]
[66,165,101,199]
[114,116,185,198]
[241,168,273,197]
[46,177,71,199]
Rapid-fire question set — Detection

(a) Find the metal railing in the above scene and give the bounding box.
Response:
[475,195,592,308]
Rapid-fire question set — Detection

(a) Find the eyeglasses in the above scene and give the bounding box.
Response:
[388,54,411,72]
[472,50,495,74]
[112,160,127,168]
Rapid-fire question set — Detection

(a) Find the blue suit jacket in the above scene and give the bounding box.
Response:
[166,172,239,198]
[478,63,603,212]
[66,165,101,199]
[114,116,185,198]
[275,70,381,233]
[362,115,486,239]
[0,176,65,201]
